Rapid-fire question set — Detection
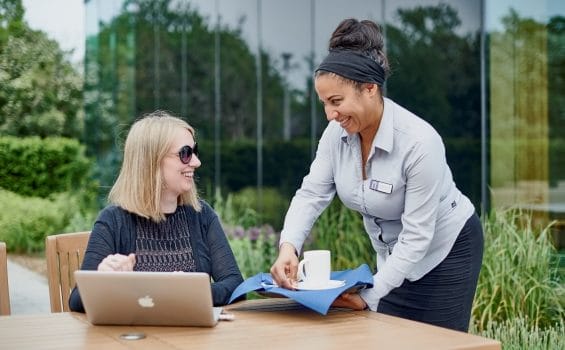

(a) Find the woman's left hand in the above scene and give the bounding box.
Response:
[331,292,367,310]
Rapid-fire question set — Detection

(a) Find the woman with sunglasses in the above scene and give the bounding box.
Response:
[69,111,243,312]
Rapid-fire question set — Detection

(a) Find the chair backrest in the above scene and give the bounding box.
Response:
[45,232,90,313]
[0,241,10,315]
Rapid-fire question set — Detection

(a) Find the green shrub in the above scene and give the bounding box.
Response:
[0,136,94,198]
[230,187,290,230]
[62,209,98,233]
[0,189,79,253]
[472,209,565,332]
[196,138,311,200]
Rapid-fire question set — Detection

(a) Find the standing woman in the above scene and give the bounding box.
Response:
[70,111,243,312]
[270,18,483,332]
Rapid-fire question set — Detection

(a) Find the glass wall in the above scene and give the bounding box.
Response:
[84,0,565,241]
[383,0,482,208]
[488,0,565,245]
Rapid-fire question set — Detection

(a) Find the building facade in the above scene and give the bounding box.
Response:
[84,0,565,241]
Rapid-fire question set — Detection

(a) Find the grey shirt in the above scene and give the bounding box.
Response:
[280,97,475,310]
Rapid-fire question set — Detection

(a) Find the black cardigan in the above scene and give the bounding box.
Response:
[69,200,243,312]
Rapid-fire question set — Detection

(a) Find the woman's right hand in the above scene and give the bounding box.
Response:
[270,242,299,289]
[98,253,136,272]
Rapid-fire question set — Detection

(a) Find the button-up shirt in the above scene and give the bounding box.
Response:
[280,97,475,310]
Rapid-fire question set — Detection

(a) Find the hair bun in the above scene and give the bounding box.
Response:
[329,19,384,52]
[328,18,389,77]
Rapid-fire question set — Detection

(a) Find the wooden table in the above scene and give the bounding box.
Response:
[0,299,500,349]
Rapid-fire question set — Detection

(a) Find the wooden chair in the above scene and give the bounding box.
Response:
[0,241,10,315]
[45,232,90,312]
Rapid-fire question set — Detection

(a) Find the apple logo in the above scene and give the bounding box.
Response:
[137,295,155,308]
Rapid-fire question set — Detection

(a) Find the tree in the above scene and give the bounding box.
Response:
[386,4,481,138]
[0,0,83,138]
[0,0,25,44]
[83,0,296,193]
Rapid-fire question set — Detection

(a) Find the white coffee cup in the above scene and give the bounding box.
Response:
[297,250,331,286]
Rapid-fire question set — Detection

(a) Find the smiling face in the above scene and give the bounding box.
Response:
[161,127,201,204]
[315,73,381,136]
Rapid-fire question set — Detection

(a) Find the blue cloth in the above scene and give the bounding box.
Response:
[228,264,374,315]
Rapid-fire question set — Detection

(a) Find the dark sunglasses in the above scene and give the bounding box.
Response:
[177,143,199,164]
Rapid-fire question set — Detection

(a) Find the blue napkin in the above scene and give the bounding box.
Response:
[228,264,374,315]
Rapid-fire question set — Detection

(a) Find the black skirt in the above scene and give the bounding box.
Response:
[377,212,484,332]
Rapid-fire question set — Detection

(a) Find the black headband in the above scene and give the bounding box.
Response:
[316,49,386,86]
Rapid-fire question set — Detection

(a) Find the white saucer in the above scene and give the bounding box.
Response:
[297,279,345,290]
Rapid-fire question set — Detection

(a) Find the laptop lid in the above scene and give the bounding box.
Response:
[74,270,222,327]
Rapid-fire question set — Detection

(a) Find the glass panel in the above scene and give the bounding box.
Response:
[384,0,483,209]
[202,0,258,199]
[259,0,314,221]
[314,0,386,142]
[488,0,565,245]
[84,0,131,199]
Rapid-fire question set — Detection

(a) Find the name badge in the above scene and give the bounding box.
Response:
[369,180,393,194]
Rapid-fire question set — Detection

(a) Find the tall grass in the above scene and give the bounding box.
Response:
[211,187,289,230]
[307,198,375,271]
[213,188,279,279]
[218,189,564,348]
[470,209,564,349]
[470,318,564,350]
[227,226,279,279]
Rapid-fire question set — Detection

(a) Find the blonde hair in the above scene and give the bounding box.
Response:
[108,111,201,221]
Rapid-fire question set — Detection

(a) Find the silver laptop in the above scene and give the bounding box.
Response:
[74,270,222,327]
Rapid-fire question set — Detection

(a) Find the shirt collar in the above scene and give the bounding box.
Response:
[374,97,393,153]
[340,97,394,153]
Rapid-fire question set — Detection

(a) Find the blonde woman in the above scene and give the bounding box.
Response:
[70,111,243,312]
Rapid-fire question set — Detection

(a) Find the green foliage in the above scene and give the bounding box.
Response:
[212,186,290,231]
[0,7,83,138]
[0,189,78,253]
[213,188,279,279]
[307,198,375,271]
[212,188,260,229]
[61,210,98,234]
[472,209,565,332]
[471,318,564,350]
[0,0,25,45]
[230,187,290,231]
[0,136,96,198]
[227,227,279,279]
[386,4,480,140]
